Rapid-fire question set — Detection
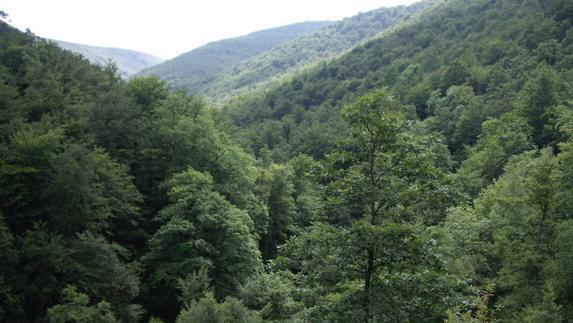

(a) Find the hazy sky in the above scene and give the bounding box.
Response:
[2,0,419,59]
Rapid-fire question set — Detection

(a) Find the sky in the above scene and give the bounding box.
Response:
[2,0,420,59]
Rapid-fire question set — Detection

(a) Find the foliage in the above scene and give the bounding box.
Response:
[445,285,497,323]
[176,292,261,323]
[1,0,573,321]
[143,168,261,319]
[47,286,119,323]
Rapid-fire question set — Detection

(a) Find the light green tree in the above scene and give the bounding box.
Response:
[47,286,119,323]
[144,169,261,310]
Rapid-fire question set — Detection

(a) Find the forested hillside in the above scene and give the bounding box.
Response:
[197,0,435,101]
[224,0,573,162]
[136,21,331,95]
[1,0,573,322]
[53,40,164,77]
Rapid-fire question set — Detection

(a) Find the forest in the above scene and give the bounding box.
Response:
[1,0,573,322]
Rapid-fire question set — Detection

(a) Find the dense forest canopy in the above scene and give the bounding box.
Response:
[1,0,573,322]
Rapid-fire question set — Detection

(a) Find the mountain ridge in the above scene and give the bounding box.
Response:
[53,39,164,76]
[137,1,435,102]
[136,21,332,93]
[200,0,437,102]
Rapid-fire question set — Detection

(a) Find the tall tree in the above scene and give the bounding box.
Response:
[271,90,462,322]
[143,169,261,320]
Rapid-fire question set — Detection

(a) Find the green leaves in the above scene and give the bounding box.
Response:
[145,168,261,301]
[446,145,573,320]
[48,286,120,323]
[269,91,468,321]
[454,114,535,199]
[177,267,212,306]
[176,292,261,323]
[517,66,562,146]
[426,85,485,155]
[1,124,141,236]
[2,0,573,320]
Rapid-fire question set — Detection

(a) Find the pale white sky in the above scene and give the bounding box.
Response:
[2,0,419,59]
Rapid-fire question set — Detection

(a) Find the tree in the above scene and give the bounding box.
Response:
[517,66,561,146]
[337,90,407,321]
[426,85,485,155]
[144,168,261,320]
[551,0,573,23]
[287,154,323,228]
[239,271,302,321]
[452,149,568,320]
[441,59,472,90]
[48,286,119,323]
[0,128,141,236]
[175,268,260,323]
[257,164,296,260]
[314,90,460,321]
[64,233,142,321]
[0,213,21,320]
[16,230,141,321]
[445,285,496,323]
[177,267,212,306]
[176,292,260,323]
[455,114,535,199]
[521,285,563,323]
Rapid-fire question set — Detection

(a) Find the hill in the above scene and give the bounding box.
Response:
[53,39,164,76]
[136,21,332,94]
[201,0,436,101]
[224,0,573,161]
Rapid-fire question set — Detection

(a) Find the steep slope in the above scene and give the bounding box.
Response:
[136,21,331,94]
[203,0,436,101]
[53,40,164,76]
[224,0,573,160]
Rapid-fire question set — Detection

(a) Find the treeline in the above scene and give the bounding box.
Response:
[0,0,573,322]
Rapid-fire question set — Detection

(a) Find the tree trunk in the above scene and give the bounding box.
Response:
[363,245,374,322]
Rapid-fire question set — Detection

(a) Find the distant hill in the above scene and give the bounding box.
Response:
[137,2,434,101]
[53,40,164,76]
[201,0,436,101]
[136,21,332,94]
